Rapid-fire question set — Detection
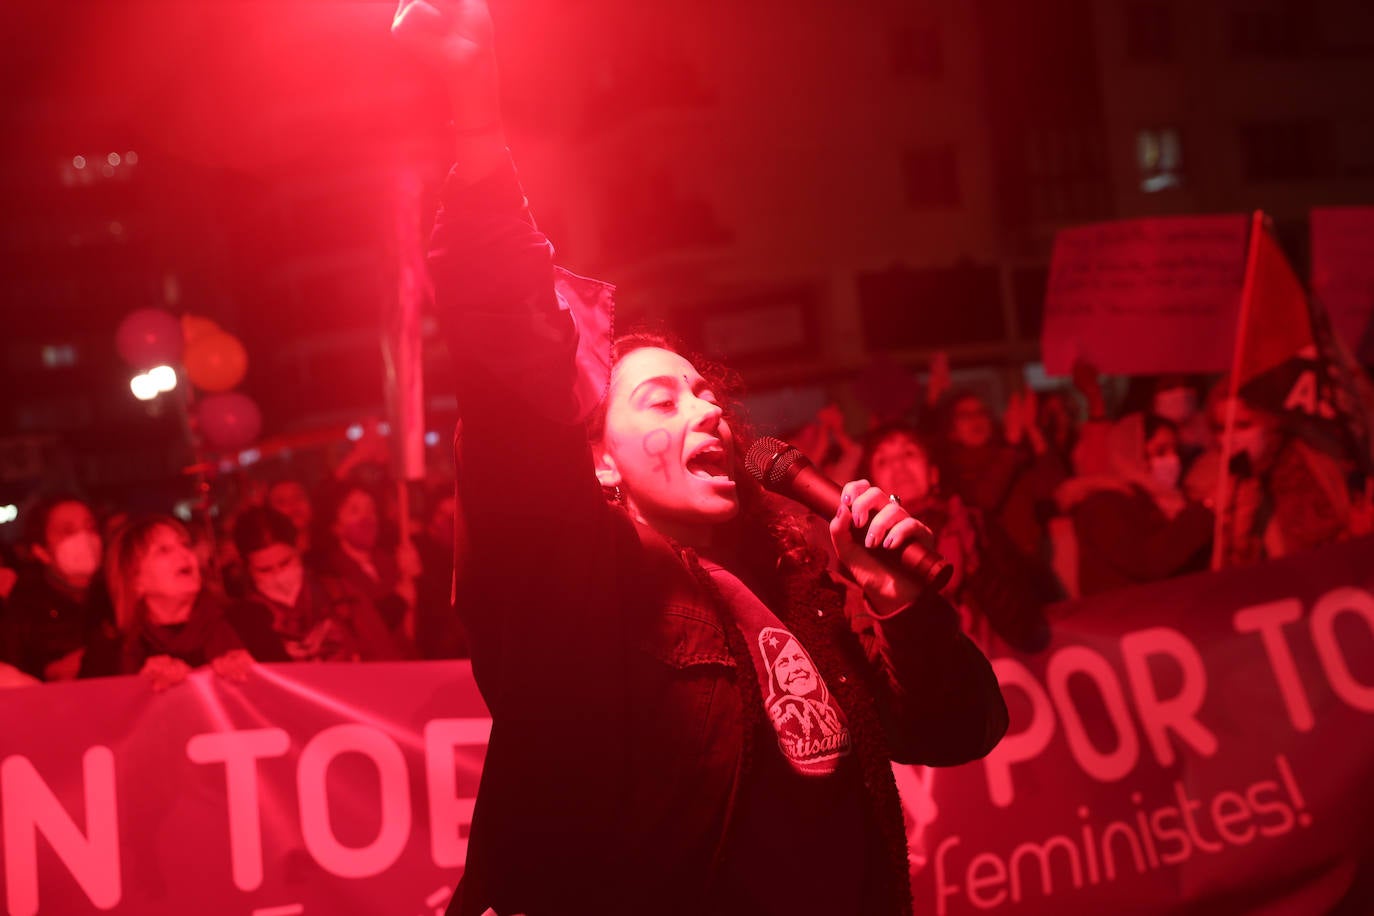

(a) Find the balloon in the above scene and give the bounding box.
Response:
[184,331,248,393]
[181,314,222,344]
[116,309,183,368]
[197,392,262,451]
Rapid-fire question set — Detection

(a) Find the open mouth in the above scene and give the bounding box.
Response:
[685,443,732,481]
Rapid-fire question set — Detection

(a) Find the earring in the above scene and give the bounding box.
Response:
[604,485,624,505]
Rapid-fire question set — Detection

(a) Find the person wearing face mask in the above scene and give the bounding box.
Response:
[229,507,403,662]
[91,515,251,691]
[1056,413,1214,597]
[314,482,421,635]
[1,495,117,681]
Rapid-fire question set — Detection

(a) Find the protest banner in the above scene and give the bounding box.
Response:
[1,662,487,916]
[1042,215,1250,376]
[3,538,1373,915]
[906,535,1374,914]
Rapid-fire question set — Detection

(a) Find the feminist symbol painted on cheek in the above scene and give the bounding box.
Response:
[642,429,673,482]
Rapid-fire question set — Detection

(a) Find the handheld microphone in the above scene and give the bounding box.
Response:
[744,436,953,591]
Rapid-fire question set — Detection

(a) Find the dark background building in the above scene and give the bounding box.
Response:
[2,0,1372,522]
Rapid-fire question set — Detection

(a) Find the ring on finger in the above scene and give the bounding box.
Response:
[888,493,903,507]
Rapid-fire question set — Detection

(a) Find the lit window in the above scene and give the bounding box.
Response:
[1137,127,1183,192]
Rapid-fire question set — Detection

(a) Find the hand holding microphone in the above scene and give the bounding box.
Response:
[745,437,953,604]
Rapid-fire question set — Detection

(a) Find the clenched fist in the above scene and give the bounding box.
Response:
[392,0,506,181]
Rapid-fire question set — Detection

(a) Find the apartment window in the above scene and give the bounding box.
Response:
[1125,2,1174,61]
[1136,127,1183,192]
[1240,121,1329,181]
[1336,121,1374,179]
[902,145,960,209]
[857,265,1004,349]
[1023,129,1110,221]
[1229,2,1312,57]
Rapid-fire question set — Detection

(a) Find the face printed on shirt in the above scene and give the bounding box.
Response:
[771,637,820,698]
[757,626,852,772]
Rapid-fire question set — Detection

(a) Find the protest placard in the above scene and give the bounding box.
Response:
[1042,215,1250,375]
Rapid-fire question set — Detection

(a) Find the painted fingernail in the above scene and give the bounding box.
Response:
[842,493,852,507]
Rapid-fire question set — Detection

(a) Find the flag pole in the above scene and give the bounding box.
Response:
[383,163,430,641]
[1212,210,1267,570]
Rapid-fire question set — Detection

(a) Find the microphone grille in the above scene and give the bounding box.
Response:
[744,436,802,487]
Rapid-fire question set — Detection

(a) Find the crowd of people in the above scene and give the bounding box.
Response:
[789,352,1374,651]
[0,440,465,689]
[2,345,1368,691]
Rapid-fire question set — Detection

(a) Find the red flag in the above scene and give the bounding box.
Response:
[1233,215,1370,465]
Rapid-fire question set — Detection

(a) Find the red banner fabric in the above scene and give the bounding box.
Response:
[1,662,488,916]
[907,535,1374,914]
[4,539,1373,915]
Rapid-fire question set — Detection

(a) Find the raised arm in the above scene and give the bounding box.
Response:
[393,0,620,667]
[392,0,508,186]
